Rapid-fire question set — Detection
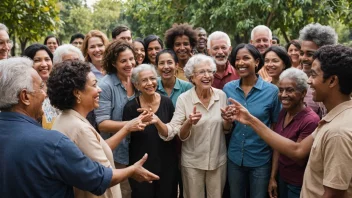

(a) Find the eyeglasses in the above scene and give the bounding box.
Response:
[193,69,215,77]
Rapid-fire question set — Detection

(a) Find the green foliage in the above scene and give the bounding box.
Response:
[0,0,61,53]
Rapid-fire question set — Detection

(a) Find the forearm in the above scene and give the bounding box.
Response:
[248,115,311,160]
[154,118,168,137]
[109,165,135,187]
[105,127,129,150]
[322,186,346,198]
[270,150,279,179]
[223,120,233,132]
[98,120,128,133]
[179,119,192,140]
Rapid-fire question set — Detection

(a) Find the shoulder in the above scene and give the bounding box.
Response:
[178,78,193,88]
[213,87,226,97]
[98,75,114,88]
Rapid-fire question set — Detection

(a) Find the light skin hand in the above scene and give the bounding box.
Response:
[131,154,160,183]
[189,106,202,125]
[224,98,252,124]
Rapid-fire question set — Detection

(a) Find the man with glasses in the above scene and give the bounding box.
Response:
[0,23,11,60]
[207,31,239,90]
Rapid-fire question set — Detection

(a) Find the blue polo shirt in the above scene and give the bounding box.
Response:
[95,74,136,165]
[0,112,112,198]
[157,77,193,106]
[223,76,281,167]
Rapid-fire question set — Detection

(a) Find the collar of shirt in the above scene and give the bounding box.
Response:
[0,112,41,127]
[214,61,233,79]
[190,87,219,106]
[233,75,265,91]
[157,77,181,93]
[321,100,352,123]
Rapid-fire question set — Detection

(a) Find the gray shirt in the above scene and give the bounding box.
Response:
[95,74,135,165]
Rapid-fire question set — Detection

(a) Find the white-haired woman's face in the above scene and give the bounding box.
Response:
[62,52,80,62]
[135,70,157,96]
[278,78,305,111]
[190,62,214,90]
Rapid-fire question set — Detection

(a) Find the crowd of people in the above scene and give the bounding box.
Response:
[0,20,351,198]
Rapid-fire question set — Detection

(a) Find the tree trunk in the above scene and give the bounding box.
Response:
[10,31,16,56]
[19,38,28,55]
[280,26,290,43]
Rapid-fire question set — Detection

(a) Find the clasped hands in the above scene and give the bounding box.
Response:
[221,98,251,125]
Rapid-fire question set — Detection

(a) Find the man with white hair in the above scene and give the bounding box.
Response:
[208,31,239,89]
[0,23,11,60]
[0,57,159,197]
[53,44,85,65]
[250,25,272,81]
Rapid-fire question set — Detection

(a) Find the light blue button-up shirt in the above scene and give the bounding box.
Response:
[223,76,281,167]
[156,77,193,107]
[95,74,135,165]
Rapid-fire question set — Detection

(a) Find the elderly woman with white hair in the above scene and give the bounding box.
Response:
[268,68,319,198]
[122,64,178,198]
[53,44,84,65]
[151,54,230,198]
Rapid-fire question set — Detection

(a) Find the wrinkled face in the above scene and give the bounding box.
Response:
[33,50,53,81]
[235,48,258,78]
[0,30,10,60]
[196,29,207,50]
[133,41,145,65]
[115,49,136,78]
[288,44,300,65]
[28,69,47,122]
[299,41,319,76]
[157,53,177,80]
[208,39,231,66]
[147,40,162,65]
[307,59,329,102]
[191,62,214,90]
[78,72,101,111]
[135,70,157,96]
[173,35,192,63]
[46,37,58,53]
[264,51,285,79]
[251,30,271,54]
[87,37,105,64]
[62,52,80,62]
[72,38,84,49]
[278,78,305,111]
[115,30,132,43]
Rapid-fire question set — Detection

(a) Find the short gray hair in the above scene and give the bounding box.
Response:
[53,44,84,65]
[0,57,34,110]
[184,54,217,80]
[0,23,8,33]
[279,68,308,92]
[131,64,158,85]
[299,23,338,47]
[251,25,272,40]
[207,31,231,49]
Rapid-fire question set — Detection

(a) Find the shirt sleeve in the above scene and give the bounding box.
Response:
[95,81,113,125]
[270,88,281,123]
[160,95,188,141]
[322,135,352,190]
[52,136,112,196]
[75,127,112,168]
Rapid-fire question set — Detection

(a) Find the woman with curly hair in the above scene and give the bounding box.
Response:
[81,30,109,81]
[164,23,197,81]
[48,60,153,198]
[23,44,59,129]
[95,40,137,198]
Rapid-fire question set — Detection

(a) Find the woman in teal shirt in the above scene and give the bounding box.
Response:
[156,49,193,106]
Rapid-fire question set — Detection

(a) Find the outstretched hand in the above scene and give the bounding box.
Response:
[189,106,202,125]
[222,98,252,125]
[131,154,160,183]
[124,117,147,132]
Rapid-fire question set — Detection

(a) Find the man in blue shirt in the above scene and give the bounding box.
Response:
[0,57,159,198]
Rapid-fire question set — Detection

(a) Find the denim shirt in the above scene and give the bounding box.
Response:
[90,63,104,81]
[223,76,281,167]
[95,74,135,165]
[156,77,193,107]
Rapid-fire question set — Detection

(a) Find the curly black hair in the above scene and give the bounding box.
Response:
[47,60,91,110]
[313,44,352,95]
[164,23,197,49]
[102,40,135,74]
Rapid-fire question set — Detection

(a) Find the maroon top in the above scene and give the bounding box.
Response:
[212,61,240,89]
[274,107,320,186]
